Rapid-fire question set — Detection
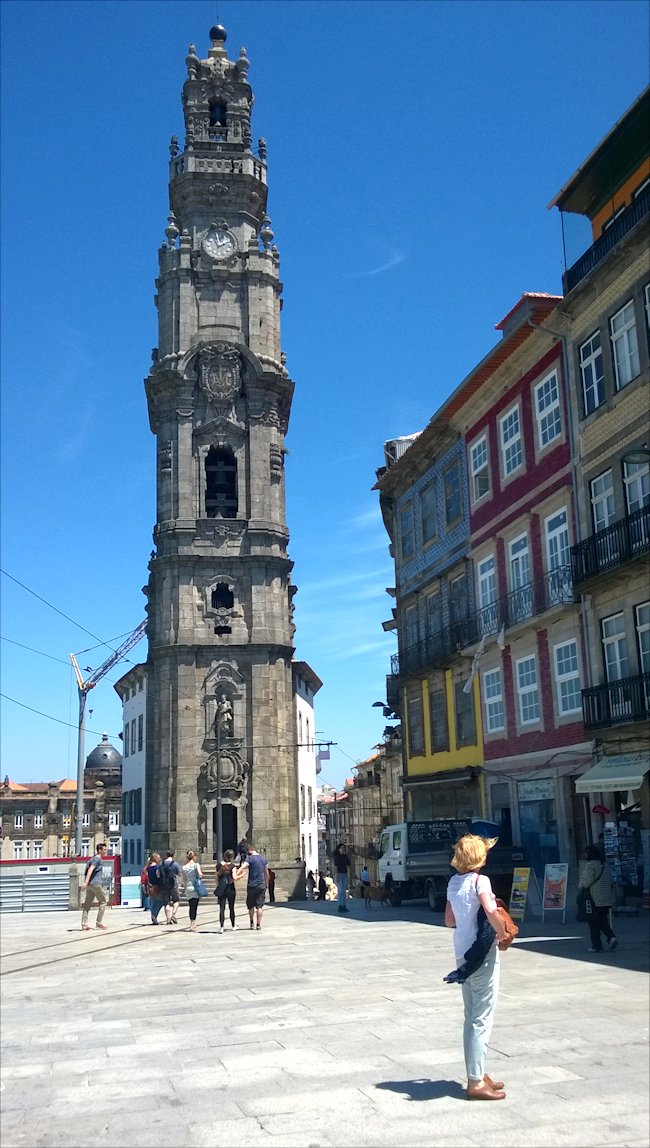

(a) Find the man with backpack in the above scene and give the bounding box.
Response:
[157,849,181,925]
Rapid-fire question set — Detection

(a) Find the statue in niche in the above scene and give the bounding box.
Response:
[215,693,233,737]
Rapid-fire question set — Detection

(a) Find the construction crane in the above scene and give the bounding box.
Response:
[70,620,147,856]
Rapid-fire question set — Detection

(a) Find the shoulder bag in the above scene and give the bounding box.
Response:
[474,874,518,950]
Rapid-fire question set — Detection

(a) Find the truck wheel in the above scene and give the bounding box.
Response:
[426,881,445,913]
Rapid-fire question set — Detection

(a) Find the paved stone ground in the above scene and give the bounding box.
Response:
[1,897,648,1148]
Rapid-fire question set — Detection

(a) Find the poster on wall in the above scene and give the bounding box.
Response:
[509,867,531,922]
[542,862,568,923]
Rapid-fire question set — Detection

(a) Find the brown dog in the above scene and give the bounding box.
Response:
[363,884,391,908]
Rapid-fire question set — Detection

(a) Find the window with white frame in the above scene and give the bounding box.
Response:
[131,719,137,754]
[108,811,119,831]
[81,839,91,855]
[477,554,498,634]
[516,656,540,724]
[137,713,144,753]
[534,372,562,448]
[300,785,306,821]
[109,837,121,855]
[62,812,71,827]
[123,723,130,757]
[636,602,650,673]
[14,811,23,830]
[579,331,605,415]
[420,482,437,543]
[509,534,532,621]
[482,668,505,733]
[553,640,582,714]
[33,841,43,859]
[545,507,570,570]
[400,502,415,560]
[610,300,640,389]
[13,841,24,860]
[470,436,490,501]
[500,406,523,476]
[601,613,629,682]
[590,470,615,533]
[33,811,43,829]
[623,458,650,514]
[602,204,626,231]
[83,812,91,828]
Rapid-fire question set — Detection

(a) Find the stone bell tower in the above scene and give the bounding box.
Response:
[144,25,300,890]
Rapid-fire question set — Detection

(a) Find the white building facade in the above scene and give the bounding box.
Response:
[293,661,322,879]
[114,664,147,876]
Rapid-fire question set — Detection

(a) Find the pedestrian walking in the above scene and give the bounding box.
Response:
[306,870,316,900]
[359,865,371,909]
[578,844,618,954]
[234,844,268,930]
[80,843,109,932]
[140,856,152,911]
[147,852,163,924]
[236,837,248,865]
[333,844,350,913]
[158,850,181,925]
[215,849,238,933]
[267,867,276,903]
[180,850,204,932]
[445,834,509,1101]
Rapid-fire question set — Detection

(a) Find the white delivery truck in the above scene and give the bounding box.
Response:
[377,818,525,910]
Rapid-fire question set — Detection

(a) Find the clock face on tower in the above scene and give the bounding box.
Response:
[202,225,237,261]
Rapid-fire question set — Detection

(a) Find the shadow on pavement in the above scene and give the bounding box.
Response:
[272,901,650,972]
[376,1078,465,1102]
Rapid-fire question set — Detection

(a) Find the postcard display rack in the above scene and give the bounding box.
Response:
[603,821,638,905]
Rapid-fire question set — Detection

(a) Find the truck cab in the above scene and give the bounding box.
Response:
[378,823,408,889]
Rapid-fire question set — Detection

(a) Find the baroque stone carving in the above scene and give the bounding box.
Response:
[269,443,283,482]
[158,441,172,472]
[198,344,242,403]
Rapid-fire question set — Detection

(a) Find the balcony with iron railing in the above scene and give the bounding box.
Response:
[392,566,575,677]
[571,505,650,588]
[582,672,650,730]
[563,186,649,293]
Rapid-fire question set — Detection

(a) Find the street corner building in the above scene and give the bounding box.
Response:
[143,25,302,894]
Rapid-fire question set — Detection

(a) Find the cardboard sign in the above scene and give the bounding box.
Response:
[509,867,531,921]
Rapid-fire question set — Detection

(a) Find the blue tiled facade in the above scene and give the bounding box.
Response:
[394,438,473,639]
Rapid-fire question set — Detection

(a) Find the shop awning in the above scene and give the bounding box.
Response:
[575,753,650,794]
[402,767,481,789]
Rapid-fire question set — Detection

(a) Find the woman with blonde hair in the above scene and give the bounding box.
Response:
[180,849,204,932]
[445,834,508,1100]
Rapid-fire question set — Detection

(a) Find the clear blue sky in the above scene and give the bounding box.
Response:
[1,0,648,789]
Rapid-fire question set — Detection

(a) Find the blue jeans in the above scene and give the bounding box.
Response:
[336,873,348,907]
[461,944,500,1082]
